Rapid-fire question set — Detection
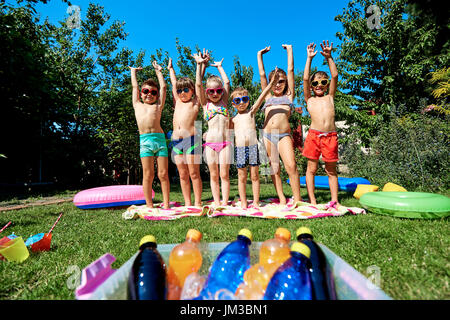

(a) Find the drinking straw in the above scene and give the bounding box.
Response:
[0,221,12,234]
[48,212,63,234]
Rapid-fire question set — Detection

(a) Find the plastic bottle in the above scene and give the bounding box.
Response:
[236,228,291,300]
[195,228,252,300]
[167,229,203,300]
[127,235,167,300]
[296,226,337,300]
[263,242,313,300]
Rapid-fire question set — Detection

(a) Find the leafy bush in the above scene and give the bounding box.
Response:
[341,113,449,191]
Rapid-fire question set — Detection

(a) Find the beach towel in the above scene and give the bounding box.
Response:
[122,199,365,221]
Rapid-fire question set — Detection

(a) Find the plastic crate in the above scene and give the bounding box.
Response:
[82,242,392,300]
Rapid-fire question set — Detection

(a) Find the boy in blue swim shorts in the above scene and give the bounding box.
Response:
[129,61,170,209]
[230,70,279,209]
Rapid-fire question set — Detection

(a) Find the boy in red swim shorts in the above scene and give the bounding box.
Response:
[302,41,340,206]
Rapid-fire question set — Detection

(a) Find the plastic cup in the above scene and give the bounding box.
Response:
[0,237,30,263]
[0,236,12,261]
[31,233,52,252]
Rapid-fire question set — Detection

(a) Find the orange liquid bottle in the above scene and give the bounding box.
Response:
[236,228,291,300]
[167,229,203,300]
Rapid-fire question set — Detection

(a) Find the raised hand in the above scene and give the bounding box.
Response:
[192,52,206,64]
[258,46,271,55]
[211,58,224,68]
[167,58,173,69]
[152,61,163,72]
[320,40,333,59]
[307,43,317,58]
[282,44,292,50]
[128,66,143,71]
[201,48,211,64]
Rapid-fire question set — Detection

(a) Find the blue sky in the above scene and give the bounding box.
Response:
[34,0,349,83]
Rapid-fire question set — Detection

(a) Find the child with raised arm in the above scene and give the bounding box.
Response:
[302,41,340,206]
[230,69,280,209]
[194,52,232,207]
[257,44,302,205]
[167,53,208,207]
[129,61,170,209]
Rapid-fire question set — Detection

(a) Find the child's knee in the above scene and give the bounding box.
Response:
[238,170,247,182]
[220,170,230,181]
[325,163,337,176]
[306,165,318,175]
[189,170,200,181]
[284,162,298,175]
[250,171,259,182]
[158,169,169,181]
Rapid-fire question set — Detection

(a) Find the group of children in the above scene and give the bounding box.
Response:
[129,41,339,210]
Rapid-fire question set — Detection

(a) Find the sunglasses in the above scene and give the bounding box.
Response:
[276,79,286,85]
[176,87,191,94]
[232,96,249,105]
[311,79,330,87]
[206,88,224,95]
[141,88,158,96]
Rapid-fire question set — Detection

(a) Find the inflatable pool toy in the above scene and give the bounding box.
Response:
[74,185,155,209]
[360,192,450,219]
[293,176,371,192]
[353,184,379,200]
[382,182,407,192]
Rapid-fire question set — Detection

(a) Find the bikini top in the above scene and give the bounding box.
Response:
[204,101,231,121]
[261,95,295,112]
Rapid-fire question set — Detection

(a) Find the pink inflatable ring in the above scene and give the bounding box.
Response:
[73,185,154,209]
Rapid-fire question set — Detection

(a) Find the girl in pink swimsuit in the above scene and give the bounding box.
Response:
[193,52,232,207]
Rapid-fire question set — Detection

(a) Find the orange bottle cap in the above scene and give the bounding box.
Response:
[275,227,291,242]
[186,229,202,242]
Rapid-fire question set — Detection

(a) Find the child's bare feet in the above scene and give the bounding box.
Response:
[252,202,260,208]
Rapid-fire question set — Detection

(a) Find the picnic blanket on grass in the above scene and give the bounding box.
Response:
[122,198,366,221]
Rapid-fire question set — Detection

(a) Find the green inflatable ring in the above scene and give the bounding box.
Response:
[359,192,450,219]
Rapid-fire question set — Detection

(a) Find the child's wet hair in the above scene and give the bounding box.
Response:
[268,68,288,95]
[206,75,223,88]
[310,71,329,82]
[142,79,159,90]
[230,87,249,100]
[176,77,195,94]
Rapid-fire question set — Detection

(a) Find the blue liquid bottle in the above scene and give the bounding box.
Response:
[263,242,313,300]
[296,227,337,300]
[128,235,167,300]
[195,228,252,300]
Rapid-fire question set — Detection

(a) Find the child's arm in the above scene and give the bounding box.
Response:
[167,58,178,101]
[128,66,143,106]
[320,40,338,98]
[193,53,207,106]
[211,58,230,102]
[282,44,295,100]
[152,61,166,108]
[303,43,317,103]
[257,46,270,91]
[249,68,280,116]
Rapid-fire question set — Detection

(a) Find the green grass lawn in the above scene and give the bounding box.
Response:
[0,179,448,300]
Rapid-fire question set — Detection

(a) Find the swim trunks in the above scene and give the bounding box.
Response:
[171,135,201,157]
[302,129,338,162]
[139,133,169,158]
[263,131,291,145]
[235,144,260,169]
